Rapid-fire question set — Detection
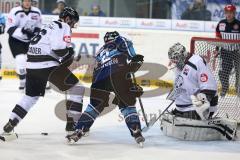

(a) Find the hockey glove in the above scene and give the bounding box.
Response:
[129,54,144,73]
[130,84,143,97]
[22,27,35,39]
[0,24,5,34]
[191,93,210,120]
[53,47,75,67]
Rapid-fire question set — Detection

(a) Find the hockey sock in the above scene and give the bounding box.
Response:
[75,104,100,132]
[120,106,141,136]
[66,100,83,122]
[10,95,39,123]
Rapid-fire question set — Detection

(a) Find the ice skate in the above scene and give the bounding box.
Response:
[3,119,19,133]
[132,129,145,148]
[65,129,84,143]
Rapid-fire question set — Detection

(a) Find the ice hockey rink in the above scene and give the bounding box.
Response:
[0,79,240,160]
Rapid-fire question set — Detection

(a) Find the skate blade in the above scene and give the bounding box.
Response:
[138,142,144,148]
[83,131,90,137]
[0,133,18,142]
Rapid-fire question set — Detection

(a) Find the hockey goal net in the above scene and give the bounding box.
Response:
[190,37,240,122]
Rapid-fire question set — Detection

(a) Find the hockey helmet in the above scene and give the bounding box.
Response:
[224,4,236,12]
[59,7,79,23]
[104,31,120,43]
[168,43,188,70]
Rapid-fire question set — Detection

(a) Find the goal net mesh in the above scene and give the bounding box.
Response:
[190,37,240,122]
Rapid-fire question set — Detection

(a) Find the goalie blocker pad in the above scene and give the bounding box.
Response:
[160,113,239,141]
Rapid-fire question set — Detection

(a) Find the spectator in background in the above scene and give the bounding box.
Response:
[32,0,39,8]
[88,3,106,17]
[181,0,211,21]
[0,12,5,80]
[52,0,66,15]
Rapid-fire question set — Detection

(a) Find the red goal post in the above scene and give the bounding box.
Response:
[190,37,240,122]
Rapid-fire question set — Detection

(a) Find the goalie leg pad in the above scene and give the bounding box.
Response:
[160,113,238,141]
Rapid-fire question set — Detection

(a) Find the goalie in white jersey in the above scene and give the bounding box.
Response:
[6,0,42,90]
[160,43,238,141]
[1,7,85,140]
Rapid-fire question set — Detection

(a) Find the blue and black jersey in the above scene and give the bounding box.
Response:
[93,36,136,82]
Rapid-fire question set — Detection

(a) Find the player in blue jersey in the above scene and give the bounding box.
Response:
[0,12,5,80]
[66,31,145,146]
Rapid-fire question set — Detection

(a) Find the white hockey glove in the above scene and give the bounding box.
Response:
[191,93,210,120]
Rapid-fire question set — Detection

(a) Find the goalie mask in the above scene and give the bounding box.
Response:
[168,43,189,70]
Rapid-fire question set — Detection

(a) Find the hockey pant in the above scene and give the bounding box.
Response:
[9,66,84,125]
[219,50,240,95]
[75,71,142,136]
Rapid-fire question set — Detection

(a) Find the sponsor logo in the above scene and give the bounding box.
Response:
[63,36,71,43]
[200,73,208,82]
[233,24,239,30]
[20,14,24,18]
[219,23,226,31]
[31,15,39,20]
[8,18,13,23]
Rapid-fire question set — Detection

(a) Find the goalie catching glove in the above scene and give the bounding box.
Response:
[129,54,144,73]
[191,93,210,120]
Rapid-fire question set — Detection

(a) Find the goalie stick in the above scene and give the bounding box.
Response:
[142,100,174,132]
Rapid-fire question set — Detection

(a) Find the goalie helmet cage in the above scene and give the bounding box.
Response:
[190,37,240,122]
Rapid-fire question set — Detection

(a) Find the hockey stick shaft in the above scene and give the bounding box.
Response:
[142,100,174,132]
[131,73,149,127]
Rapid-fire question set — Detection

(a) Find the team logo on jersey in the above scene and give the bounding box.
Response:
[200,73,208,82]
[183,67,189,76]
[233,24,239,30]
[219,23,226,31]
[63,36,71,43]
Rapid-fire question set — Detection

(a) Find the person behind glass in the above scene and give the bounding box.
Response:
[216,4,240,97]
[0,12,5,80]
[181,0,211,21]
[52,0,66,15]
[88,4,106,17]
[31,0,38,8]
[6,0,42,90]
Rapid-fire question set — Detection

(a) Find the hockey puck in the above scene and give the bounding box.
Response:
[41,132,48,136]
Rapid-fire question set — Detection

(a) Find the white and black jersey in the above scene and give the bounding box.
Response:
[174,55,217,112]
[216,19,240,51]
[6,6,42,43]
[27,20,72,69]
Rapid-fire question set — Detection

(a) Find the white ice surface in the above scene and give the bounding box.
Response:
[0,79,240,160]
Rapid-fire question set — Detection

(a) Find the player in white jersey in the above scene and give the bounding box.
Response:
[1,7,85,139]
[6,0,42,90]
[160,43,238,141]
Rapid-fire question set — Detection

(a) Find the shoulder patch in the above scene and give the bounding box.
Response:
[200,73,208,82]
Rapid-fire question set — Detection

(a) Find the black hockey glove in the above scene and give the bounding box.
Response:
[61,47,75,67]
[130,84,143,97]
[53,47,75,67]
[22,27,35,39]
[129,54,144,73]
[0,24,5,34]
